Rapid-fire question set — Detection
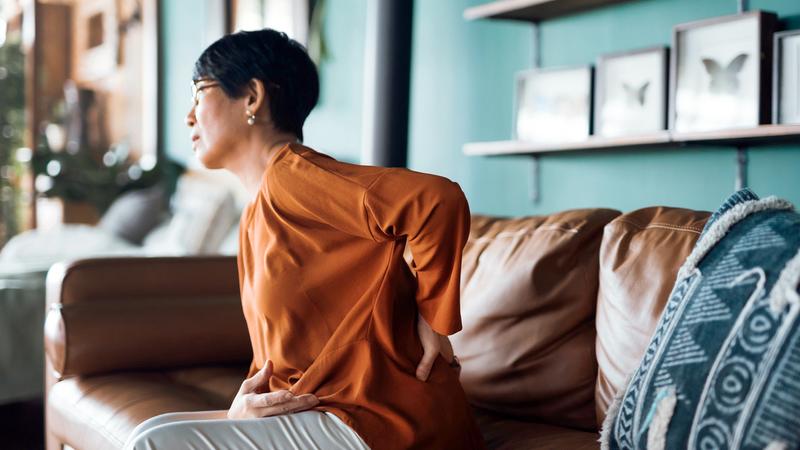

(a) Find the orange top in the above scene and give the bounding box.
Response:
[237,143,486,449]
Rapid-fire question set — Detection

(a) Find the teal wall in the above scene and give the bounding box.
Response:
[408,0,800,216]
[160,0,365,167]
[302,0,366,164]
[161,0,800,216]
[160,0,213,167]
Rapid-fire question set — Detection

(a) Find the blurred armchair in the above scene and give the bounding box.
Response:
[0,169,243,405]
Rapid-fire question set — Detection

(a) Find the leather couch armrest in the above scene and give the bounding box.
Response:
[44,256,251,380]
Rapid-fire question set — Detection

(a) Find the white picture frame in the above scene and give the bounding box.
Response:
[595,46,668,138]
[230,0,309,45]
[513,65,593,144]
[671,11,777,133]
[774,29,800,125]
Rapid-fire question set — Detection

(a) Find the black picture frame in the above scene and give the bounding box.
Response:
[670,10,778,133]
[773,29,800,125]
[594,46,669,138]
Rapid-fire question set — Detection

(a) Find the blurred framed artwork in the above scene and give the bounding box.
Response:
[513,65,593,144]
[670,11,777,133]
[773,29,800,125]
[226,0,327,64]
[594,46,668,138]
[228,0,311,44]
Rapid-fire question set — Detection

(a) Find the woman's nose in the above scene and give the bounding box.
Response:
[185,106,196,127]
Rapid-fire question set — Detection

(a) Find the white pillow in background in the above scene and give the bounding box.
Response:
[217,221,240,256]
[142,172,240,255]
[0,225,142,273]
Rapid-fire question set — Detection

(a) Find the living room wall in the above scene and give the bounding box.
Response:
[160,0,365,168]
[408,0,800,216]
[161,0,800,217]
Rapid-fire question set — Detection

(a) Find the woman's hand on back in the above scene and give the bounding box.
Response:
[228,360,319,419]
[415,313,461,381]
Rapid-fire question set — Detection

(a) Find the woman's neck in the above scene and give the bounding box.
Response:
[227,130,299,199]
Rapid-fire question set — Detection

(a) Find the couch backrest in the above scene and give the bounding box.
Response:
[44,256,250,379]
[451,208,621,431]
[594,206,710,427]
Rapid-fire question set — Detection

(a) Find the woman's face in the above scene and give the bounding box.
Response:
[185,79,249,169]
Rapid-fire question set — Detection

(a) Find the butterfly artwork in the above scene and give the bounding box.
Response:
[594,47,667,138]
[701,53,749,95]
[672,11,776,132]
[621,81,651,107]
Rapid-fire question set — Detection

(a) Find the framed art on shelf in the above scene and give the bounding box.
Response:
[773,29,800,125]
[670,11,778,133]
[594,46,669,138]
[513,65,594,144]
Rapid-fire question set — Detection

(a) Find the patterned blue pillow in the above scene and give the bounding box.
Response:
[601,189,800,450]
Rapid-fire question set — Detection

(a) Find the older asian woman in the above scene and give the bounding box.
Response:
[124,29,485,450]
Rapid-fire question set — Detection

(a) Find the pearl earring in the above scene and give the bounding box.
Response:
[247,111,256,126]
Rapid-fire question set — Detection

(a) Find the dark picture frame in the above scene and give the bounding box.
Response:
[513,65,594,144]
[773,29,800,125]
[670,11,778,133]
[594,46,669,138]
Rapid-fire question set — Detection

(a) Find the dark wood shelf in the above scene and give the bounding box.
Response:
[463,125,800,156]
[464,0,635,22]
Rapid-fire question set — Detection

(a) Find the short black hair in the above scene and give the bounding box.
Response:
[193,29,319,141]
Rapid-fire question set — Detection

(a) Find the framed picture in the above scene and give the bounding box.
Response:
[594,46,669,138]
[228,0,310,45]
[670,11,777,133]
[773,29,800,125]
[513,65,593,144]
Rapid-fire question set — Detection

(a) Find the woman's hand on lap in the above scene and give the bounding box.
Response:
[228,360,319,419]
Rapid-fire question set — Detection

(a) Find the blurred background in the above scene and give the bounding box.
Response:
[0,0,798,448]
[2,0,799,255]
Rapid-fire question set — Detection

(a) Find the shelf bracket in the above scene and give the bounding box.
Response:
[531,21,541,69]
[736,146,748,190]
[528,22,542,204]
[529,156,540,203]
[738,0,748,13]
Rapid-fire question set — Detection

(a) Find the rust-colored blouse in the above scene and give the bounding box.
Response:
[236,143,486,449]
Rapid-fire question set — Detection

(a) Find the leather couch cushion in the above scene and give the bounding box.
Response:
[474,407,600,450]
[601,190,800,448]
[452,209,621,431]
[594,206,709,426]
[45,257,251,378]
[47,365,246,450]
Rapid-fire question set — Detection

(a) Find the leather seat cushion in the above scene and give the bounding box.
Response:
[453,209,621,431]
[47,365,246,450]
[594,206,710,426]
[474,407,600,449]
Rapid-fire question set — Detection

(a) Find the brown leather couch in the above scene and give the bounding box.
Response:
[43,205,711,450]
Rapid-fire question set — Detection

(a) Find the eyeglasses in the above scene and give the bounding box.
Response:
[191,80,220,105]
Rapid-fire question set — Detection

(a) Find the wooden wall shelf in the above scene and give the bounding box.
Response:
[464,0,634,22]
[463,124,800,156]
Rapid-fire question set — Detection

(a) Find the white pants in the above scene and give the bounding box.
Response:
[123,410,371,450]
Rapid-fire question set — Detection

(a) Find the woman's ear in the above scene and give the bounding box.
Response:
[245,78,268,117]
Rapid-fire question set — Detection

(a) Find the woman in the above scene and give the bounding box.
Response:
[125,29,485,450]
